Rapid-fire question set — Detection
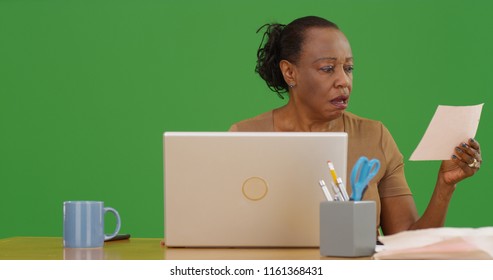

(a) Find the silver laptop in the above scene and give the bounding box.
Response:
[164,132,348,247]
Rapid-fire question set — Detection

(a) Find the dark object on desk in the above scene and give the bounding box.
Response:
[105,234,131,242]
[377,240,384,245]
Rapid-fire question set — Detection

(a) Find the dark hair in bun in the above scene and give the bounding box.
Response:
[255,16,339,99]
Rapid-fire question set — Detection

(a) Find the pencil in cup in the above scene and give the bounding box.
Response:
[327,161,349,201]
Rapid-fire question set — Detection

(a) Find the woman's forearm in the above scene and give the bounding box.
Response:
[408,179,456,230]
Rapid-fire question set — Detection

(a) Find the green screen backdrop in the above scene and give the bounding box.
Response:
[1,0,492,238]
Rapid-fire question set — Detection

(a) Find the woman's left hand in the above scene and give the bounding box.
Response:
[439,138,482,186]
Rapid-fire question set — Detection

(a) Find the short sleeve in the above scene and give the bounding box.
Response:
[377,124,412,197]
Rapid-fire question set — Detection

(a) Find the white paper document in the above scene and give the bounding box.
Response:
[373,227,493,260]
[410,104,483,160]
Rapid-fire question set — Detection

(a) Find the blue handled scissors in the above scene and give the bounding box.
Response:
[350,156,380,201]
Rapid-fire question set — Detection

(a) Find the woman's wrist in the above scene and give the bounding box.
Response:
[435,177,456,202]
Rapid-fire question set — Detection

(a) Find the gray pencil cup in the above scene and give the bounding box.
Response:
[320,201,376,257]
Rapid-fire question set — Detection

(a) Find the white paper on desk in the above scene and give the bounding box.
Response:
[410,104,483,160]
[373,227,493,260]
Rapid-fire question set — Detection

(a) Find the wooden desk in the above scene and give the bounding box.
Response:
[0,237,369,260]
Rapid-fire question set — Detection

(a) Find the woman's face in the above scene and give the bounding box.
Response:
[290,27,353,121]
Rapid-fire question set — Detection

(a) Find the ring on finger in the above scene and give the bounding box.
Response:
[468,158,481,169]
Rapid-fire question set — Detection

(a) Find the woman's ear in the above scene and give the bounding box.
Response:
[279,60,297,88]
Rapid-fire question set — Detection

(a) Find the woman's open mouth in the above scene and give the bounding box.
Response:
[330,95,349,109]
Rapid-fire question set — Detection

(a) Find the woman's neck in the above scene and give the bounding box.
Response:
[273,103,344,132]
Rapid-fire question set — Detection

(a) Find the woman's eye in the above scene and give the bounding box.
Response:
[344,65,354,73]
[320,66,335,73]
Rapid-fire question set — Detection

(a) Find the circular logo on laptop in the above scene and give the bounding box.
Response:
[242,177,268,201]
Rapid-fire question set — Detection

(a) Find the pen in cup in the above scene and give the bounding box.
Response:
[336,178,349,201]
[318,180,333,201]
[327,161,349,201]
[330,181,344,201]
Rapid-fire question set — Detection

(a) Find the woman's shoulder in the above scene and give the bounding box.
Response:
[229,111,274,132]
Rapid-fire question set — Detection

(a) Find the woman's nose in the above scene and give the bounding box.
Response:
[334,68,351,88]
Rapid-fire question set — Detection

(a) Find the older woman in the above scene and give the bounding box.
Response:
[229,16,482,235]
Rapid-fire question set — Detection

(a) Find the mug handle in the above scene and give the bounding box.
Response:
[103,207,121,241]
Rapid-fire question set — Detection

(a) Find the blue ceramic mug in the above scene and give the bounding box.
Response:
[63,201,121,248]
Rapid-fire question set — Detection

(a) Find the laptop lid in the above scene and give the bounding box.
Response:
[164,132,348,247]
